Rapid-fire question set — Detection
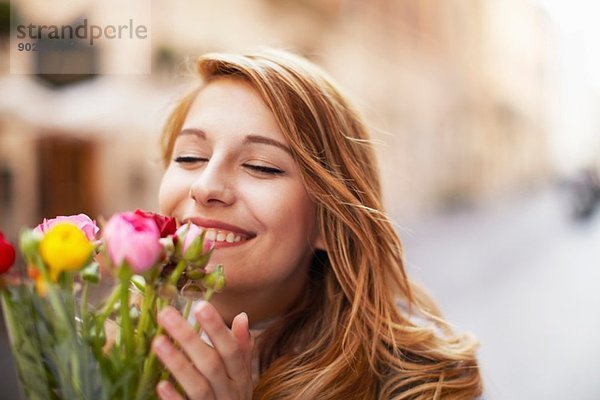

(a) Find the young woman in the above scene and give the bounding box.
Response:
[152,48,483,399]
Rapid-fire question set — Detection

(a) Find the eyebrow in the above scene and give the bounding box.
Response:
[244,134,291,155]
[179,128,207,139]
[179,128,291,155]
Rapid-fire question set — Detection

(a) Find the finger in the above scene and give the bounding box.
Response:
[158,306,229,384]
[152,335,215,400]
[156,380,184,400]
[194,301,250,382]
[231,311,253,366]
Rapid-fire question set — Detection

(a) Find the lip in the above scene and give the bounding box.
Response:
[182,217,257,240]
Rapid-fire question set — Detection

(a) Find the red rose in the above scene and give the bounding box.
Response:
[133,210,177,238]
[0,231,16,273]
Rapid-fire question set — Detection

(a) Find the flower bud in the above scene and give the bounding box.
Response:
[19,228,42,262]
[203,264,225,292]
[103,212,162,274]
[176,223,211,263]
[88,324,106,347]
[185,267,206,281]
[80,262,100,283]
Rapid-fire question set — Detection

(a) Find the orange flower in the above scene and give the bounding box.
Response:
[27,265,40,280]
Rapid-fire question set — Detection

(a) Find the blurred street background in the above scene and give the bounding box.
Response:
[1,0,600,399]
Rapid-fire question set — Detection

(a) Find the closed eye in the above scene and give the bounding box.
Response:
[174,156,208,164]
[244,164,284,175]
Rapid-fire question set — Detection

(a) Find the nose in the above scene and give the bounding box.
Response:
[189,158,235,207]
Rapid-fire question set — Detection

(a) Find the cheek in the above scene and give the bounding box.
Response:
[255,183,317,239]
[158,168,186,215]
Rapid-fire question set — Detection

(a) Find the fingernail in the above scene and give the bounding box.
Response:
[240,312,250,338]
[239,312,249,326]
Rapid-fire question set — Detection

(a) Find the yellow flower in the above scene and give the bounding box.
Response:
[39,223,93,280]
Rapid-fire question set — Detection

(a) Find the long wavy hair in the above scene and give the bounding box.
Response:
[160,48,483,399]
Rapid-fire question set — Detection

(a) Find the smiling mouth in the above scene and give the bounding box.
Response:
[181,218,257,249]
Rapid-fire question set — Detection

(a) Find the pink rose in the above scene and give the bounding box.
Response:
[103,212,162,273]
[34,214,99,241]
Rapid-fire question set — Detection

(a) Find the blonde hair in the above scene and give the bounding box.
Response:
[161,48,483,399]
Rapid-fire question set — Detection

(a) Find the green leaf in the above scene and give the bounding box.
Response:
[1,288,53,400]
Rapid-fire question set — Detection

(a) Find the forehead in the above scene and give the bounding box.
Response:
[182,78,285,143]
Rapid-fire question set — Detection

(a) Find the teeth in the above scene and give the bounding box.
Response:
[205,230,216,241]
[202,228,244,243]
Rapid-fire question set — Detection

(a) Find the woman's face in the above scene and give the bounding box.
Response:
[159,78,322,322]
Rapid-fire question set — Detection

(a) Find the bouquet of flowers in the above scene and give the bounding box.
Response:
[0,210,224,400]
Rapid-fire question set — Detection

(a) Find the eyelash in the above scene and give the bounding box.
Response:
[174,156,284,175]
[245,164,284,175]
[174,156,207,164]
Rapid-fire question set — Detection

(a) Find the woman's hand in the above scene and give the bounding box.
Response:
[152,301,253,400]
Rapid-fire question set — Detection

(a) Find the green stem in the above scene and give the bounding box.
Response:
[135,260,187,399]
[79,280,90,395]
[134,296,168,399]
[118,267,135,400]
[119,269,133,358]
[80,281,89,335]
[203,288,214,302]
[137,260,222,398]
[135,281,155,356]
[135,267,160,338]
[96,285,120,325]
[182,298,193,321]
[168,260,187,286]
[92,284,120,352]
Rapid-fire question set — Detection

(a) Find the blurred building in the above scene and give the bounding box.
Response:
[0,0,559,238]
[316,0,553,214]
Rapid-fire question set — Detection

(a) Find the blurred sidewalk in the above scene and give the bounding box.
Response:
[401,184,600,400]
